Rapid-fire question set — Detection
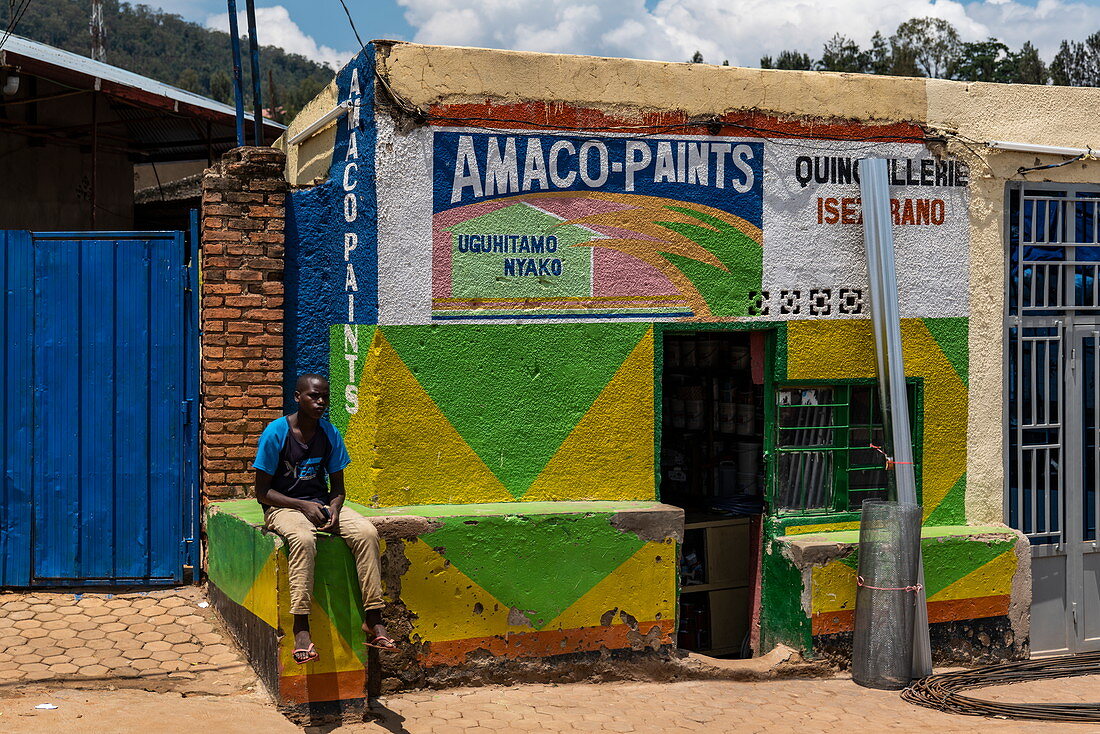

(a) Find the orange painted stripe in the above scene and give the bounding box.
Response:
[428,102,926,142]
[279,668,366,705]
[812,595,1011,636]
[420,620,675,667]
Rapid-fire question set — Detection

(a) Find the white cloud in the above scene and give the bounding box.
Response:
[205,5,357,69]
[396,0,1100,67]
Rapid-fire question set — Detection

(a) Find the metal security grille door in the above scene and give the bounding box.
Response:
[0,229,198,586]
[1006,185,1100,655]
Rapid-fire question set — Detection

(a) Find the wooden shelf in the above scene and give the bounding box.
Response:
[684,515,751,531]
[681,582,749,595]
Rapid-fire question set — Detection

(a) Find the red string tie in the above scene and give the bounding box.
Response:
[868,442,914,470]
[857,575,923,592]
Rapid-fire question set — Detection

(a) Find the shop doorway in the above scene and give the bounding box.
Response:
[661,330,766,658]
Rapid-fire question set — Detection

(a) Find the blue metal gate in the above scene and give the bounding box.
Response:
[0,224,198,586]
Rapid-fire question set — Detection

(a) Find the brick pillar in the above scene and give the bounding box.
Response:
[200,147,287,499]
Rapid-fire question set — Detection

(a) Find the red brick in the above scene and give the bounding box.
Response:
[227,217,264,231]
[224,295,264,308]
[245,308,281,321]
[202,296,224,308]
[226,396,264,409]
[203,229,245,243]
[203,256,244,269]
[228,322,264,333]
[205,434,245,446]
[225,191,264,204]
[226,271,262,282]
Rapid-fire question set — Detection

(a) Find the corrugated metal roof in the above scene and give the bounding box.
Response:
[1,34,284,132]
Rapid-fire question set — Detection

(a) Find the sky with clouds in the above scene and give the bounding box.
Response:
[155,0,1100,72]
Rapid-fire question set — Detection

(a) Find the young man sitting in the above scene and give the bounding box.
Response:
[252,373,397,663]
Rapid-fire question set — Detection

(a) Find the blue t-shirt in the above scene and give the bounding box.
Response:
[252,416,351,505]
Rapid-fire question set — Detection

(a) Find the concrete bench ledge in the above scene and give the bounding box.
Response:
[205,498,683,722]
[768,523,1029,666]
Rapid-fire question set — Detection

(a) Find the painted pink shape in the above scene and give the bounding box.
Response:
[521,197,678,298]
[432,195,678,300]
[592,248,679,297]
[433,199,520,299]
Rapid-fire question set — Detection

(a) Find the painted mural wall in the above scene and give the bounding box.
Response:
[207,499,679,707]
[284,48,973,512]
[276,45,1021,668]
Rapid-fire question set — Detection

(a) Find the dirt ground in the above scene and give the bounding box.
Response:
[3,674,1099,733]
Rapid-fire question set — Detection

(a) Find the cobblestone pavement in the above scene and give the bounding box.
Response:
[0,586,255,695]
[335,676,1100,734]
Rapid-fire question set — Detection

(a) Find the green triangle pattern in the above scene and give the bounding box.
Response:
[310,537,369,665]
[422,514,646,629]
[925,473,967,526]
[383,324,651,497]
[206,510,276,606]
[922,535,1016,598]
[922,317,969,387]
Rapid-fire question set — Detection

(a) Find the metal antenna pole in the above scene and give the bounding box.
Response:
[226,0,246,148]
[244,0,263,146]
[859,157,933,679]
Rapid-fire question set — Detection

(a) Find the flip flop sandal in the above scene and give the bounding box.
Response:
[365,635,398,651]
[292,643,319,664]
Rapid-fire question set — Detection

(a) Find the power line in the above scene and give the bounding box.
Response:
[335,0,365,51]
[0,0,33,54]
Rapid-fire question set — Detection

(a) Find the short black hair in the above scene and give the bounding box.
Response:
[295,373,328,392]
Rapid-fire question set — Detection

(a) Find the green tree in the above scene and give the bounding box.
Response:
[0,0,334,120]
[817,33,867,73]
[210,70,232,104]
[1003,42,1049,84]
[892,17,960,78]
[690,50,704,63]
[761,50,813,70]
[176,67,201,93]
[1051,33,1100,86]
[868,31,892,75]
[950,38,1009,81]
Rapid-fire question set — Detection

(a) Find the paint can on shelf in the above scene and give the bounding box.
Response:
[680,337,697,367]
[718,461,738,495]
[737,441,762,493]
[698,338,720,367]
[730,345,750,370]
[718,401,736,433]
[735,390,756,435]
[685,400,705,430]
[670,398,686,429]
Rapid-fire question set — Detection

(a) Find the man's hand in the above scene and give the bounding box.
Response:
[299,501,328,527]
[319,500,342,533]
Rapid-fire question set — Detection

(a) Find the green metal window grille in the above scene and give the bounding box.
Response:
[773,381,922,514]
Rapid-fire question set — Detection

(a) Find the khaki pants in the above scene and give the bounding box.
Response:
[263,505,384,616]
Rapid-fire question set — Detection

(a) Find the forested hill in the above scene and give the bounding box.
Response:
[1,1,336,122]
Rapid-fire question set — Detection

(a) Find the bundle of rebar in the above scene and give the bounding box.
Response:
[902,652,1100,722]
